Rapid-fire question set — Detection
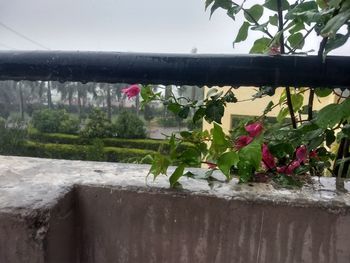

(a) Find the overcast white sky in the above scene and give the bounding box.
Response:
[0,0,349,55]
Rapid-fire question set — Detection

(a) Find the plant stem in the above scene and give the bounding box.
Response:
[276,0,296,128]
[307,88,315,121]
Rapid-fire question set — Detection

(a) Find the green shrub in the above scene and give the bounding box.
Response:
[18,140,155,163]
[104,147,155,163]
[0,119,27,155]
[31,109,79,134]
[27,131,194,154]
[80,108,116,138]
[157,116,185,127]
[28,130,87,145]
[86,139,105,161]
[102,138,169,152]
[0,117,5,129]
[20,141,88,160]
[115,111,146,139]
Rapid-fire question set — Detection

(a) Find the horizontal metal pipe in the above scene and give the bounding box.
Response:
[0,51,349,87]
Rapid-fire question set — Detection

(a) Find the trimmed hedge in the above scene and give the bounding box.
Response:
[29,131,87,145]
[18,141,156,163]
[29,131,194,153]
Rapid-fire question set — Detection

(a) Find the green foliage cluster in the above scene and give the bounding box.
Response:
[115,111,146,139]
[0,118,28,155]
[18,141,156,163]
[80,108,116,138]
[142,0,350,188]
[206,0,350,57]
[31,109,79,134]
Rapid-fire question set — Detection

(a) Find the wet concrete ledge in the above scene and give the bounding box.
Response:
[0,155,350,263]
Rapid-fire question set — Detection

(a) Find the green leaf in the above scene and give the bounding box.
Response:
[325,129,336,147]
[316,0,327,9]
[210,123,230,157]
[287,33,305,49]
[321,10,350,37]
[237,161,254,183]
[224,90,237,103]
[277,108,289,123]
[291,93,304,112]
[316,104,340,128]
[178,106,190,119]
[212,123,228,148]
[217,151,239,179]
[315,88,332,97]
[204,100,225,124]
[148,154,171,180]
[234,22,250,43]
[244,5,264,23]
[315,99,350,129]
[169,165,185,187]
[227,5,241,20]
[239,140,262,169]
[289,22,305,34]
[269,15,278,26]
[167,102,181,114]
[264,101,274,115]
[249,37,270,54]
[193,107,206,123]
[264,0,289,11]
[180,148,201,166]
[324,33,350,55]
[205,0,215,9]
[269,142,294,158]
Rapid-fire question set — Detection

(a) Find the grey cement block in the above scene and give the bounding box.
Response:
[0,155,349,262]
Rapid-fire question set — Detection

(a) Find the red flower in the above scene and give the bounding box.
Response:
[122,84,141,99]
[245,122,263,138]
[262,144,276,170]
[206,162,217,169]
[310,149,320,160]
[235,135,253,150]
[277,160,301,175]
[269,45,280,55]
[296,145,307,163]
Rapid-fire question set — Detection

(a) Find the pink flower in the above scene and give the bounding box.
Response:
[296,145,307,163]
[122,84,141,99]
[205,162,217,169]
[269,45,280,55]
[277,160,301,175]
[262,144,276,170]
[235,135,253,150]
[245,122,263,138]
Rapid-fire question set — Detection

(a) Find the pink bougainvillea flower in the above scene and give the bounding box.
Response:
[245,122,263,138]
[296,145,307,163]
[122,84,141,99]
[205,162,217,169]
[262,143,276,170]
[268,45,280,55]
[277,160,301,175]
[235,135,253,150]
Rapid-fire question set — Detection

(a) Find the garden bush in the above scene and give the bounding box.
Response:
[31,109,79,134]
[115,111,146,139]
[0,119,28,155]
[80,108,116,138]
[18,141,156,163]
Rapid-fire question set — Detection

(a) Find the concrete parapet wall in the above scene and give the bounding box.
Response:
[0,156,349,262]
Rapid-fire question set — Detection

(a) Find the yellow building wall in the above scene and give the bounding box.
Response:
[202,87,336,134]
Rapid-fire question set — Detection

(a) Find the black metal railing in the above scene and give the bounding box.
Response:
[0,51,349,87]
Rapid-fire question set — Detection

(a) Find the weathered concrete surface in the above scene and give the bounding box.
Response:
[0,155,350,263]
